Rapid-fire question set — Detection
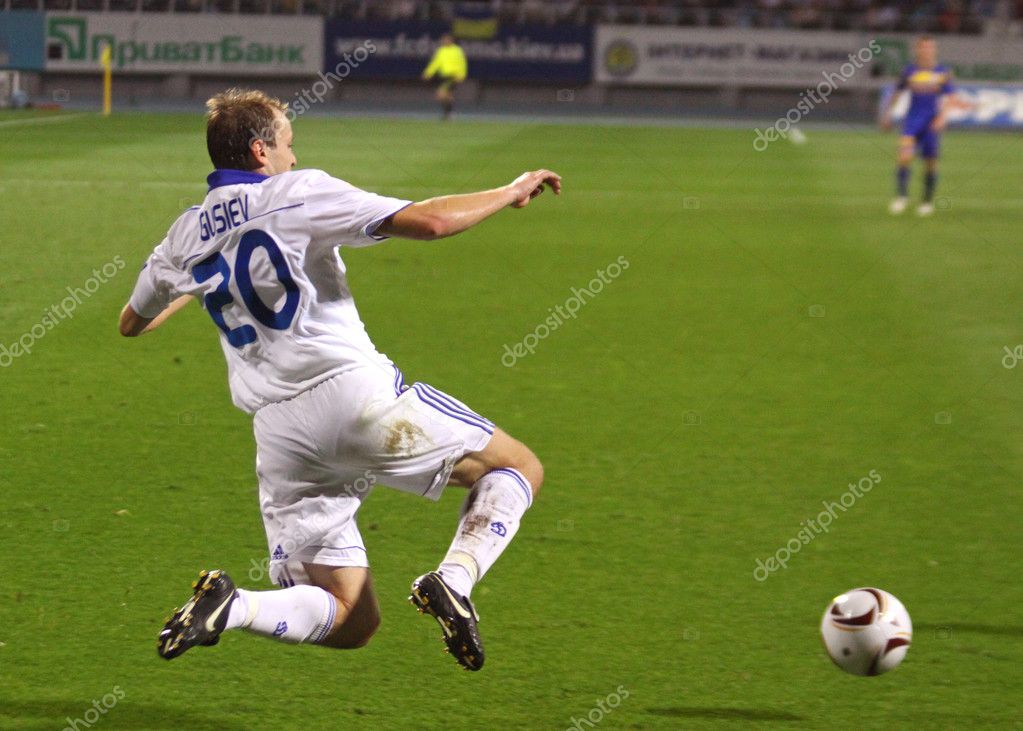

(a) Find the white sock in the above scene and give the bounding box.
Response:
[437,468,533,599]
[225,585,336,644]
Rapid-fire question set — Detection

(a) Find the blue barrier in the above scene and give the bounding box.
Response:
[324,20,591,84]
[881,82,1023,128]
[0,11,45,71]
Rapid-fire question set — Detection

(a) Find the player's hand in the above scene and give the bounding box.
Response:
[507,170,562,209]
[931,117,946,132]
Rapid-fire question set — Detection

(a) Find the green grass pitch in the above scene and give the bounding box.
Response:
[1,110,1021,729]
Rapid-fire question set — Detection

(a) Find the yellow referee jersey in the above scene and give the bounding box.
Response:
[423,43,468,83]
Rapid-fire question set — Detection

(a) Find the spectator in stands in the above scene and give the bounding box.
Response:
[49,0,1002,34]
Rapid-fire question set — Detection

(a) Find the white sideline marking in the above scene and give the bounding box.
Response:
[2,178,202,190]
[0,113,89,128]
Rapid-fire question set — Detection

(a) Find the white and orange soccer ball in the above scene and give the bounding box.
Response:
[820,587,912,676]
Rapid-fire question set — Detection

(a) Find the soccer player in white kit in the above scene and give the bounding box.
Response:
[119,89,560,671]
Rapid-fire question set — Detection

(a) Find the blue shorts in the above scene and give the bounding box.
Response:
[902,117,940,159]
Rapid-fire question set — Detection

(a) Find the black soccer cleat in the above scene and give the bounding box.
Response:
[158,569,237,660]
[409,572,484,671]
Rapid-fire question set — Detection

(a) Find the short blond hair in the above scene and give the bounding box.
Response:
[205,88,287,171]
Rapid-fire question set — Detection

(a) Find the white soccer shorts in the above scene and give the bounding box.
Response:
[252,365,494,587]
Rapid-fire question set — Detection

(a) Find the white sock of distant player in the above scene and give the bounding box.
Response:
[224,585,336,644]
[437,468,533,599]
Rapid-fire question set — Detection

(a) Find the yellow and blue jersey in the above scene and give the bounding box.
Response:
[898,64,954,125]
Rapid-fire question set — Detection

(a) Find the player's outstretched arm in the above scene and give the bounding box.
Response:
[118,295,193,337]
[879,90,904,130]
[376,169,561,241]
[933,92,970,131]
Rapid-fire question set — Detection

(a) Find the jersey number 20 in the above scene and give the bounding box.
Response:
[192,229,300,348]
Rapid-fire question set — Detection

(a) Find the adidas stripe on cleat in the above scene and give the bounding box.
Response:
[409,572,485,671]
[157,569,237,660]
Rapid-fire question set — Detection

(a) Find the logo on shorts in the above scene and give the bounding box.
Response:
[490,521,507,537]
[273,621,288,637]
[272,544,288,561]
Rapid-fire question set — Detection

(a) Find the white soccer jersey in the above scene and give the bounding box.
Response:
[129,169,412,413]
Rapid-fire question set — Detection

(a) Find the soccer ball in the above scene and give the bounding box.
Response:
[820,587,912,676]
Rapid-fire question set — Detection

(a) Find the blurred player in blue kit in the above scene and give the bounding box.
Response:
[881,36,955,217]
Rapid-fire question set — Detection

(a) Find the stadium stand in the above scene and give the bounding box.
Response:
[7,0,1014,35]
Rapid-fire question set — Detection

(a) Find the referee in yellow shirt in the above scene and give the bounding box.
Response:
[422,34,467,121]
